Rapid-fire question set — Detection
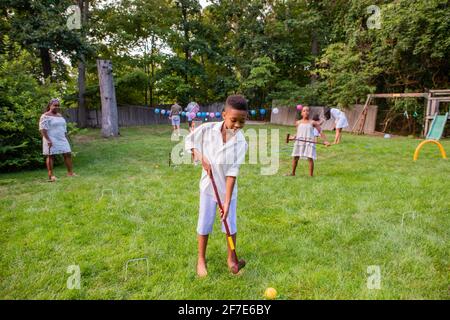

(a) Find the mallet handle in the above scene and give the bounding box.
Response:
[209,171,239,259]
[286,133,328,145]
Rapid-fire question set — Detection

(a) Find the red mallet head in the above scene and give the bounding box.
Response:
[230,259,246,274]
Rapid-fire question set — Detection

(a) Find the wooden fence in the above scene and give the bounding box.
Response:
[64,103,226,127]
[270,105,378,134]
[64,103,377,133]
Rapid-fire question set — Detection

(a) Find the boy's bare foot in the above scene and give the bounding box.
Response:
[197,259,208,277]
[284,173,295,176]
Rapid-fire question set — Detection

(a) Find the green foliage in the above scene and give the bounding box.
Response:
[157,74,192,104]
[242,56,279,107]
[242,57,279,90]
[84,0,449,109]
[0,43,61,171]
[271,81,328,107]
[115,70,148,105]
[1,0,449,137]
[375,0,450,88]
[316,43,381,108]
[313,0,449,109]
[269,80,301,105]
[1,0,92,79]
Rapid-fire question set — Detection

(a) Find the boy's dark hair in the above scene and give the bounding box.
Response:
[323,107,331,120]
[312,113,320,121]
[225,95,248,111]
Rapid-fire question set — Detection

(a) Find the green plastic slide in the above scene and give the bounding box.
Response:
[426,113,448,140]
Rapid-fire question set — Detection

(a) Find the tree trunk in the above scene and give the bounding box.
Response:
[39,47,52,79]
[150,35,155,107]
[97,59,119,137]
[310,30,319,83]
[77,57,87,128]
[181,5,189,85]
[77,0,89,128]
[150,63,154,107]
[144,61,148,107]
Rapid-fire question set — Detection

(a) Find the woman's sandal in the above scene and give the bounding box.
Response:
[48,176,57,182]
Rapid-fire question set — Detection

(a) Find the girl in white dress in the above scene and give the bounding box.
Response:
[287,106,330,177]
[39,99,75,182]
[324,107,348,144]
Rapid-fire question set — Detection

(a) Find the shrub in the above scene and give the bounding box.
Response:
[0,43,62,171]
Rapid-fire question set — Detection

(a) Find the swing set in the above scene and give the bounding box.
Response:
[352,90,449,160]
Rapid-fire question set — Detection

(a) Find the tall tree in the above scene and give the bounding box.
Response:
[0,0,90,81]
[77,0,89,128]
[92,0,174,106]
[156,0,204,104]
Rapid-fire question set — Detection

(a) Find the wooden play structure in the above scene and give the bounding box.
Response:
[352,90,450,136]
[351,90,449,160]
[351,92,427,135]
[423,90,450,136]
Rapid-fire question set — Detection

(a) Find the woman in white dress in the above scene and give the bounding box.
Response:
[286,107,330,177]
[39,99,75,182]
[324,107,348,144]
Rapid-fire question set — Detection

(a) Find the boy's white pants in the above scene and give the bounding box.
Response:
[197,192,237,235]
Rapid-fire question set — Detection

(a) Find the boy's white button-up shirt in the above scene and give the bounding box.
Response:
[185,121,248,201]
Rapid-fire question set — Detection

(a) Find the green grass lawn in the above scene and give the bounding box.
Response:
[1,124,449,299]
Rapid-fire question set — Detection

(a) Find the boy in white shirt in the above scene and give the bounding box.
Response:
[185,95,248,277]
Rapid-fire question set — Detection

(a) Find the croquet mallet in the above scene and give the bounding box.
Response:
[209,170,246,274]
[286,133,330,146]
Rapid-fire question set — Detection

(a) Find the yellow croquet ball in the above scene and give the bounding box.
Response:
[264,287,277,300]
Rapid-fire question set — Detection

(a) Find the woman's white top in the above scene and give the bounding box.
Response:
[39,114,72,155]
[330,108,349,129]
